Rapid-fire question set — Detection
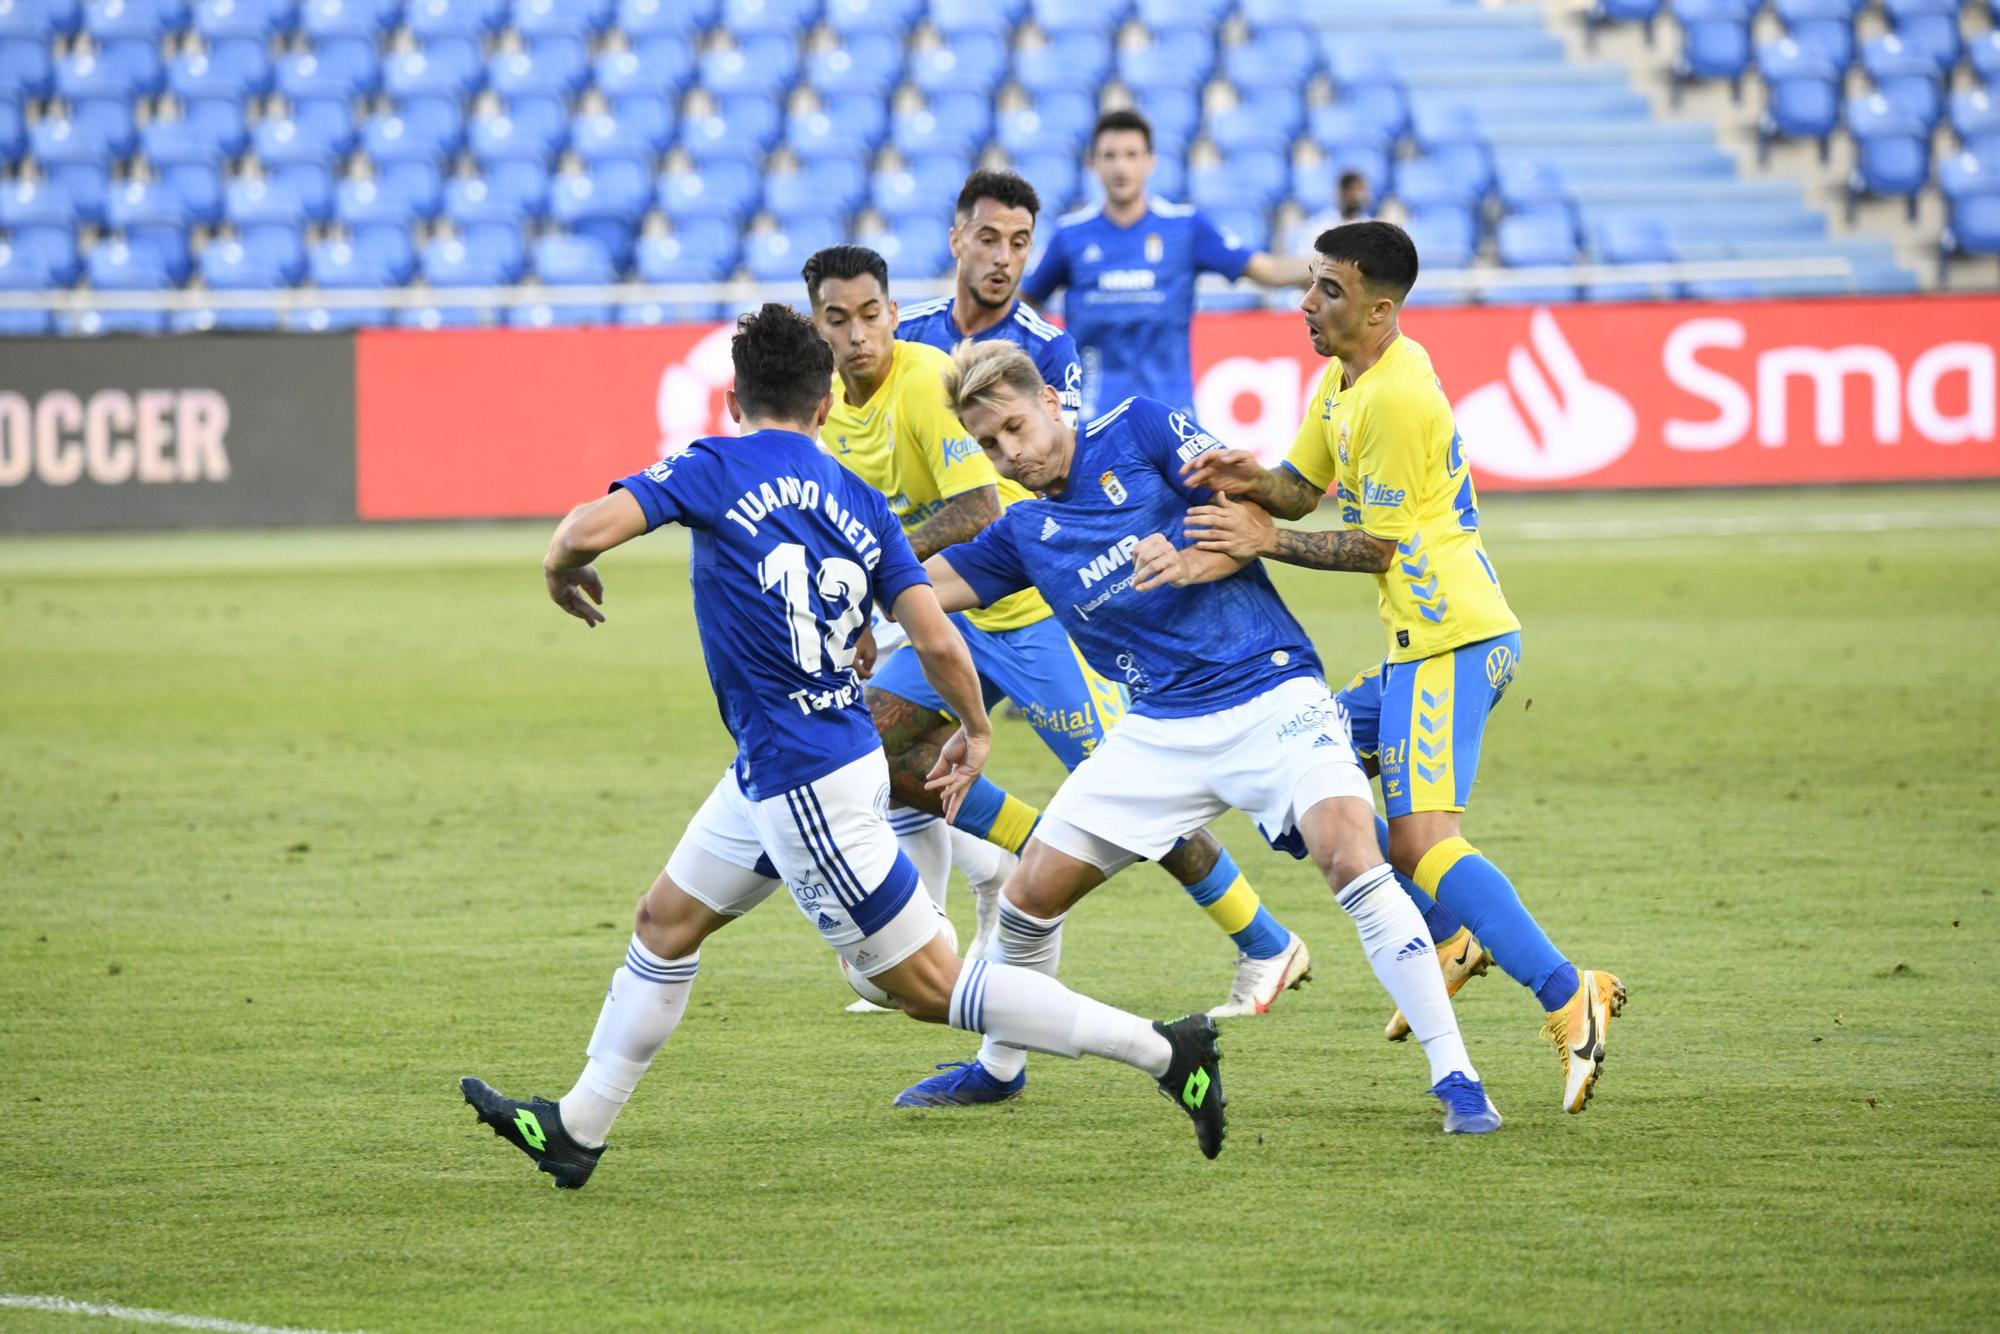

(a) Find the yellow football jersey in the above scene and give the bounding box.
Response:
[822,340,1050,634]
[1286,334,1519,663]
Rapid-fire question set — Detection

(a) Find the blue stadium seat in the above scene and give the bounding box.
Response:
[1333,84,1410,141]
[168,38,273,100]
[193,0,297,40]
[406,0,502,38]
[253,111,353,165]
[1970,32,2000,86]
[1014,152,1079,212]
[513,0,611,36]
[1393,156,1484,212]
[56,44,160,102]
[617,0,712,39]
[1493,209,1581,303]
[928,0,1019,35]
[681,100,782,163]
[1206,205,1268,252]
[1116,34,1210,93]
[824,0,920,36]
[784,108,867,164]
[1,179,79,278]
[1029,0,1124,33]
[0,36,53,96]
[85,0,187,41]
[1673,0,1752,95]
[1953,90,2000,156]
[570,107,659,164]
[1860,31,1939,84]
[635,231,731,282]
[996,97,1095,157]
[86,236,174,293]
[892,107,984,160]
[1224,29,1319,90]
[910,30,1006,95]
[549,160,648,265]
[384,40,484,100]
[362,103,464,163]
[490,36,588,99]
[1015,32,1112,94]
[596,40,694,98]
[201,235,298,295]
[1190,156,1286,211]
[1847,91,1930,218]
[698,34,798,97]
[0,101,21,163]
[468,104,566,164]
[807,33,901,96]
[441,172,525,229]
[1590,215,1677,300]
[271,161,335,221]
[300,0,392,39]
[743,222,839,283]
[533,232,618,287]
[0,240,57,335]
[104,177,189,272]
[765,156,866,217]
[721,0,817,38]
[1134,0,1227,30]
[1405,207,1477,271]
[1497,160,1573,217]
[71,101,141,157]
[1324,41,1400,91]
[1756,46,1840,160]
[1941,149,2000,266]
[1207,105,1292,156]
[659,159,759,221]
[423,229,526,286]
[1887,8,1961,75]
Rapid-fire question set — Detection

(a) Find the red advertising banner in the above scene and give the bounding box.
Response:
[356,294,2000,519]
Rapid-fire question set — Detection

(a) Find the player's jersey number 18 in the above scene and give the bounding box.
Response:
[758,541,868,674]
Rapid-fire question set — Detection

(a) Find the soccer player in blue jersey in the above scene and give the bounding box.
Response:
[1021,108,1313,419]
[458,305,1231,1184]
[1183,222,1626,1115]
[903,338,1503,1135]
[806,245,1314,1063]
[898,168,1085,423]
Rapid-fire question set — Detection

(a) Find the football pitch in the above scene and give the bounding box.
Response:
[3,485,1997,1331]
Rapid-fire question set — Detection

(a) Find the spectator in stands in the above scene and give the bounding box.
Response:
[1023,108,1312,419]
[1288,170,1376,253]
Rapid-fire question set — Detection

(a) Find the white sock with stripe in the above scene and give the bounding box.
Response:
[558,935,697,1148]
[949,959,1170,1077]
[972,899,1066,1081]
[889,807,952,911]
[1338,865,1477,1085]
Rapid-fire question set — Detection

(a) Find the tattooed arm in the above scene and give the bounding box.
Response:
[1266,526,1397,573]
[1177,450,1325,521]
[904,485,1003,560]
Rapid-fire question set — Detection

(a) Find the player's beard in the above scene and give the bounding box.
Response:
[966,272,1015,310]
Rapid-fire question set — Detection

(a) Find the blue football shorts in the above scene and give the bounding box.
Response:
[1336,631,1522,818]
[868,613,1128,771]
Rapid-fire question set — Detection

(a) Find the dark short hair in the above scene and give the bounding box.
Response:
[1314,220,1420,301]
[956,168,1041,222]
[801,244,889,306]
[1337,170,1367,191]
[1090,107,1153,153]
[732,302,835,424]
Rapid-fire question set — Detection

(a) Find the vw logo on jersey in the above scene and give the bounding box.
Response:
[1485,643,1518,691]
[1099,471,1128,505]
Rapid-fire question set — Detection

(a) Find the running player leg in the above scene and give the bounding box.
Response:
[979,617,1310,1016]
[1377,635,1623,1113]
[459,769,784,1188]
[1338,662,1490,1042]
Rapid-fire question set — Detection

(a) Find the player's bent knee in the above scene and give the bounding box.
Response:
[1387,811,1461,877]
[633,874,729,960]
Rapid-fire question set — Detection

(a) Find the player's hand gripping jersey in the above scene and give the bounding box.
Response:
[945,396,1322,718]
[613,429,930,799]
[822,339,1051,635]
[1284,334,1520,662]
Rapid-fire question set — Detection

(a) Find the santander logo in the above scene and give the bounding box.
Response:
[654,322,738,458]
[1453,309,1638,482]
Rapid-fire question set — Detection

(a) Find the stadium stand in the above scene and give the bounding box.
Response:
[0,0,1987,331]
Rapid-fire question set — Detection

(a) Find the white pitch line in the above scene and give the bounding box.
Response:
[1503,509,2000,542]
[0,1293,367,1334]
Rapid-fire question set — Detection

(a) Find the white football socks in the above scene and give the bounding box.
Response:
[1337,865,1477,1085]
[949,958,1170,1078]
[950,827,1015,959]
[890,808,953,911]
[973,898,1066,1080]
[558,935,697,1148]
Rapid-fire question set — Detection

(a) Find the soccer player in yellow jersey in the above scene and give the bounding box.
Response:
[1182,222,1624,1114]
[801,247,1313,1105]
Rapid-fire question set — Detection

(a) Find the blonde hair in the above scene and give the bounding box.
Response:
[941,339,1047,421]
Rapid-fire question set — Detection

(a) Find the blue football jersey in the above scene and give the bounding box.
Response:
[614,429,931,799]
[942,397,1321,719]
[896,295,1085,421]
[1020,201,1255,419]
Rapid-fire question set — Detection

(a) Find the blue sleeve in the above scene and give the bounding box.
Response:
[1021,227,1067,304]
[611,444,715,531]
[870,495,931,611]
[940,509,1031,607]
[1191,210,1254,281]
[1132,399,1229,510]
[1040,329,1084,419]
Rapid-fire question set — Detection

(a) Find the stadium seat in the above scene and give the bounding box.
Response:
[0,101,21,163]
[1029,0,1124,33]
[1190,155,1286,211]
[1014,151,1080,212]
[86,236,173,294]
[806,33,901,96]
[892,107,984,160]
[533,232,618,286]
[1941,192,2000,267]
[597,43,693,100]
[680,100,782,163]
[1223,29,1318,91]
[441,172,530,229]
[85,0,187,40]
[1846,92,1931,219]
[1591,215,1678,300]
[1496,160,1574,218]
[743,223,839,283]
[0,241,57,335]
[1207,106,1293,157]
[384,40,483,100]
[571,109,657,166]
[824,0,920,36]
[253,112,353,166]
[698,34,798,97]
[300,0,393,39]
[909,32,1006,96]
[929,0,1019,36]
[423,228,525,287]
[1756,45,1841,161]
[1970,32,2000,87]
[468,105,566,165]
[0,35,52,96]
[635,231,732,283]
[168,39,274,100]
[1117,35,1211,94]
[617,0,711,40]
[766,155,866,216]
[191,0,292,39]
[362,104,464,163]
[489,36,588,99]
[548,160,649,266]
[513,0,610,36]
[1016,33,1112,95]
[659,159,760,221]
[1494,209,1582,303]
[201,235,298,297]
[1133,0,1226,30]
[721,0,817,38]
[276,41,379,100]
[406,0,502,37]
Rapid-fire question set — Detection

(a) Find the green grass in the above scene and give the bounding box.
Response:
[3,485,1998,1331]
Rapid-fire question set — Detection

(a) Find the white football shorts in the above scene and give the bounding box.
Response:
[665,748,944,977]
[1036,674,1374,873]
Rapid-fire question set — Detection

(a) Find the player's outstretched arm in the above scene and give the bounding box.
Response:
[892,580,992,821]
[1242,251,1313,288]
[1179,451,1323,519]
[904,485,1003,560]
[916,552,988,615]
[543,490,649,627]
[1186,492,1394,572]
[1131,532,1248,591]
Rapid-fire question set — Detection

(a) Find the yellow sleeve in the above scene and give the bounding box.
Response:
[1283,361,1342,494]
[899,360,999,501]
[1351,376,1433,543]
